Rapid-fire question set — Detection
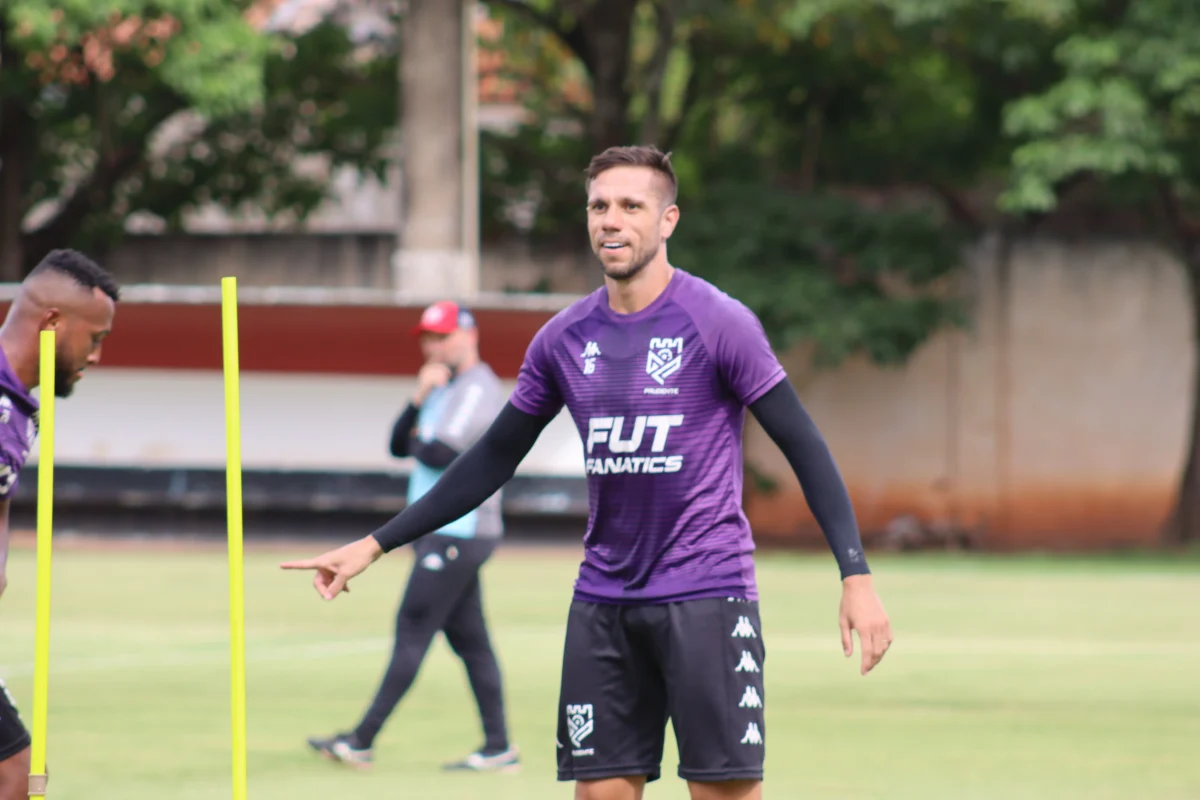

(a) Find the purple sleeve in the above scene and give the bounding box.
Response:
[0,431,24,500]
[710,300,787,406]
[509,324,565,418]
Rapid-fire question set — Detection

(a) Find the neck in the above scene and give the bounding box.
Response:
[0,325,40,392]
[606,258,674,315]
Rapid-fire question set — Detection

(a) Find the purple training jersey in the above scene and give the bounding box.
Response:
[0,348,39,502]
[511,269,787,604]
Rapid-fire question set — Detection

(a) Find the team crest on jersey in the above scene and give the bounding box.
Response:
[646,337,683,385]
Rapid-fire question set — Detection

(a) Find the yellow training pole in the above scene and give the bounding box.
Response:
[221,277,247,800]
[28,329,55,798]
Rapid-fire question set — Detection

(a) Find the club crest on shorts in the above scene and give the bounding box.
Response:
[646,337,683,385]
[565,703,594,752]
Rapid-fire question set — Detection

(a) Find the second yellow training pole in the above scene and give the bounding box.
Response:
[28,329,56,798]
[221,278,247,800]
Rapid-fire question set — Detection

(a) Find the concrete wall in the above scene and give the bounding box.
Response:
[103,233,601,295]
[741,234,1193,550]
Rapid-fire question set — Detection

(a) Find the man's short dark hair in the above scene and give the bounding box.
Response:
[28,249,120,302]
[585,145,678,206]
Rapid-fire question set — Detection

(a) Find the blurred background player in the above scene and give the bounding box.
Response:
[306,300,519,773]
[0,249,118,800]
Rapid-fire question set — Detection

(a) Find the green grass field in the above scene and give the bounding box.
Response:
[0,540,1197,799]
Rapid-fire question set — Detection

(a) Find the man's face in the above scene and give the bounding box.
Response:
[587,165,680,280]
[53,288,115,397]
[419,328,474,370]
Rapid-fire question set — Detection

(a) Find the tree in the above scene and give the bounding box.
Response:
[480,0,1074,368]
[997,0,1200,543]
[671,180,967,366]
[0,1,395,277]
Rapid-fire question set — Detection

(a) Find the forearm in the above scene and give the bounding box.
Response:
[749,381,869,579]
[0,500,10,583]
[408,438,459,469]
[388,403,421,457]
[370,402,551,552]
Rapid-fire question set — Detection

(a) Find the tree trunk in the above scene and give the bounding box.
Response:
[483,0,639,151]
[0,99,29,281]
[0,21,31,281]
[1163,254,1200,545]
[577,0,638,151]
[637,1,682,148]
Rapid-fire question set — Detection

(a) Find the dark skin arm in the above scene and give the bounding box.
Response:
[0,498,9,599]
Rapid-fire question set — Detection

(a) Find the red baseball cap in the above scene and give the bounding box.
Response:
[412,300,477,336]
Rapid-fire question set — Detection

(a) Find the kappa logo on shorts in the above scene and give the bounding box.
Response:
[741,722,764,745]
[565,703,595,756]
[646,337,683,385]
[735,650,760,673]
[739,686,763,709]
[731,615,757,638]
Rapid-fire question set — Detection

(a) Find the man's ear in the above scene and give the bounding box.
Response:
[40,308,62,331]
[660,203,680,239]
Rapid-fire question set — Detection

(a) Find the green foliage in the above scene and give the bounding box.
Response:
[998,0,1200,216]
[479,0,1051,369]
[5,0,270,116]
[134,21,397,233]
[1,1,396,269]
[672,176,968,367]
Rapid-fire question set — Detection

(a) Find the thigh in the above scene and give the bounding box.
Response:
[0,748,28,800]
[440,538,497,642]
[442,575,486,651]
[0,680,29,769]
[663,598,766,783]
[556,601,668,785]
[397,535,485,630]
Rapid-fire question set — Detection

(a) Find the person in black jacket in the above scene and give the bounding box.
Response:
[306,301,518,773]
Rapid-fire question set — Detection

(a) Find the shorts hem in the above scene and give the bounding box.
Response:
[0,733,31,763]
[678,767,764,783]
[557,764,662,783]
[571,588,758,605]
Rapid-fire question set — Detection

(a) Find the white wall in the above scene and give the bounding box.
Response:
[26,369,585,475]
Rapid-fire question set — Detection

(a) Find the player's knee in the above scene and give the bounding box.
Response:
[687,778,762,800]
[574,776,647,800]
[0,747,30,800]
[447,631,490,659]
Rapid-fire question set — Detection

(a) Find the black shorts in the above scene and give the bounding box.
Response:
[555,597,766,784]
[0,678,30,762]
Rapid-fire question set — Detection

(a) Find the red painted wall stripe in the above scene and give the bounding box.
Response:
[0,302,556,377]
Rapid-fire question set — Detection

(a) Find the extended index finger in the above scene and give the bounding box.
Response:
[280,558,322,570]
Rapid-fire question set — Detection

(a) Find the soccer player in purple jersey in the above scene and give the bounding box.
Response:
[0,250,118,800]
[283,145,893,799]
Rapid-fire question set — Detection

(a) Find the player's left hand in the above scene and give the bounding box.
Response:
[280,535,384,600]
[839,574,893,676]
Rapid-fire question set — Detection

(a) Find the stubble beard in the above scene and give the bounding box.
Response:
[598,239,660,282]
